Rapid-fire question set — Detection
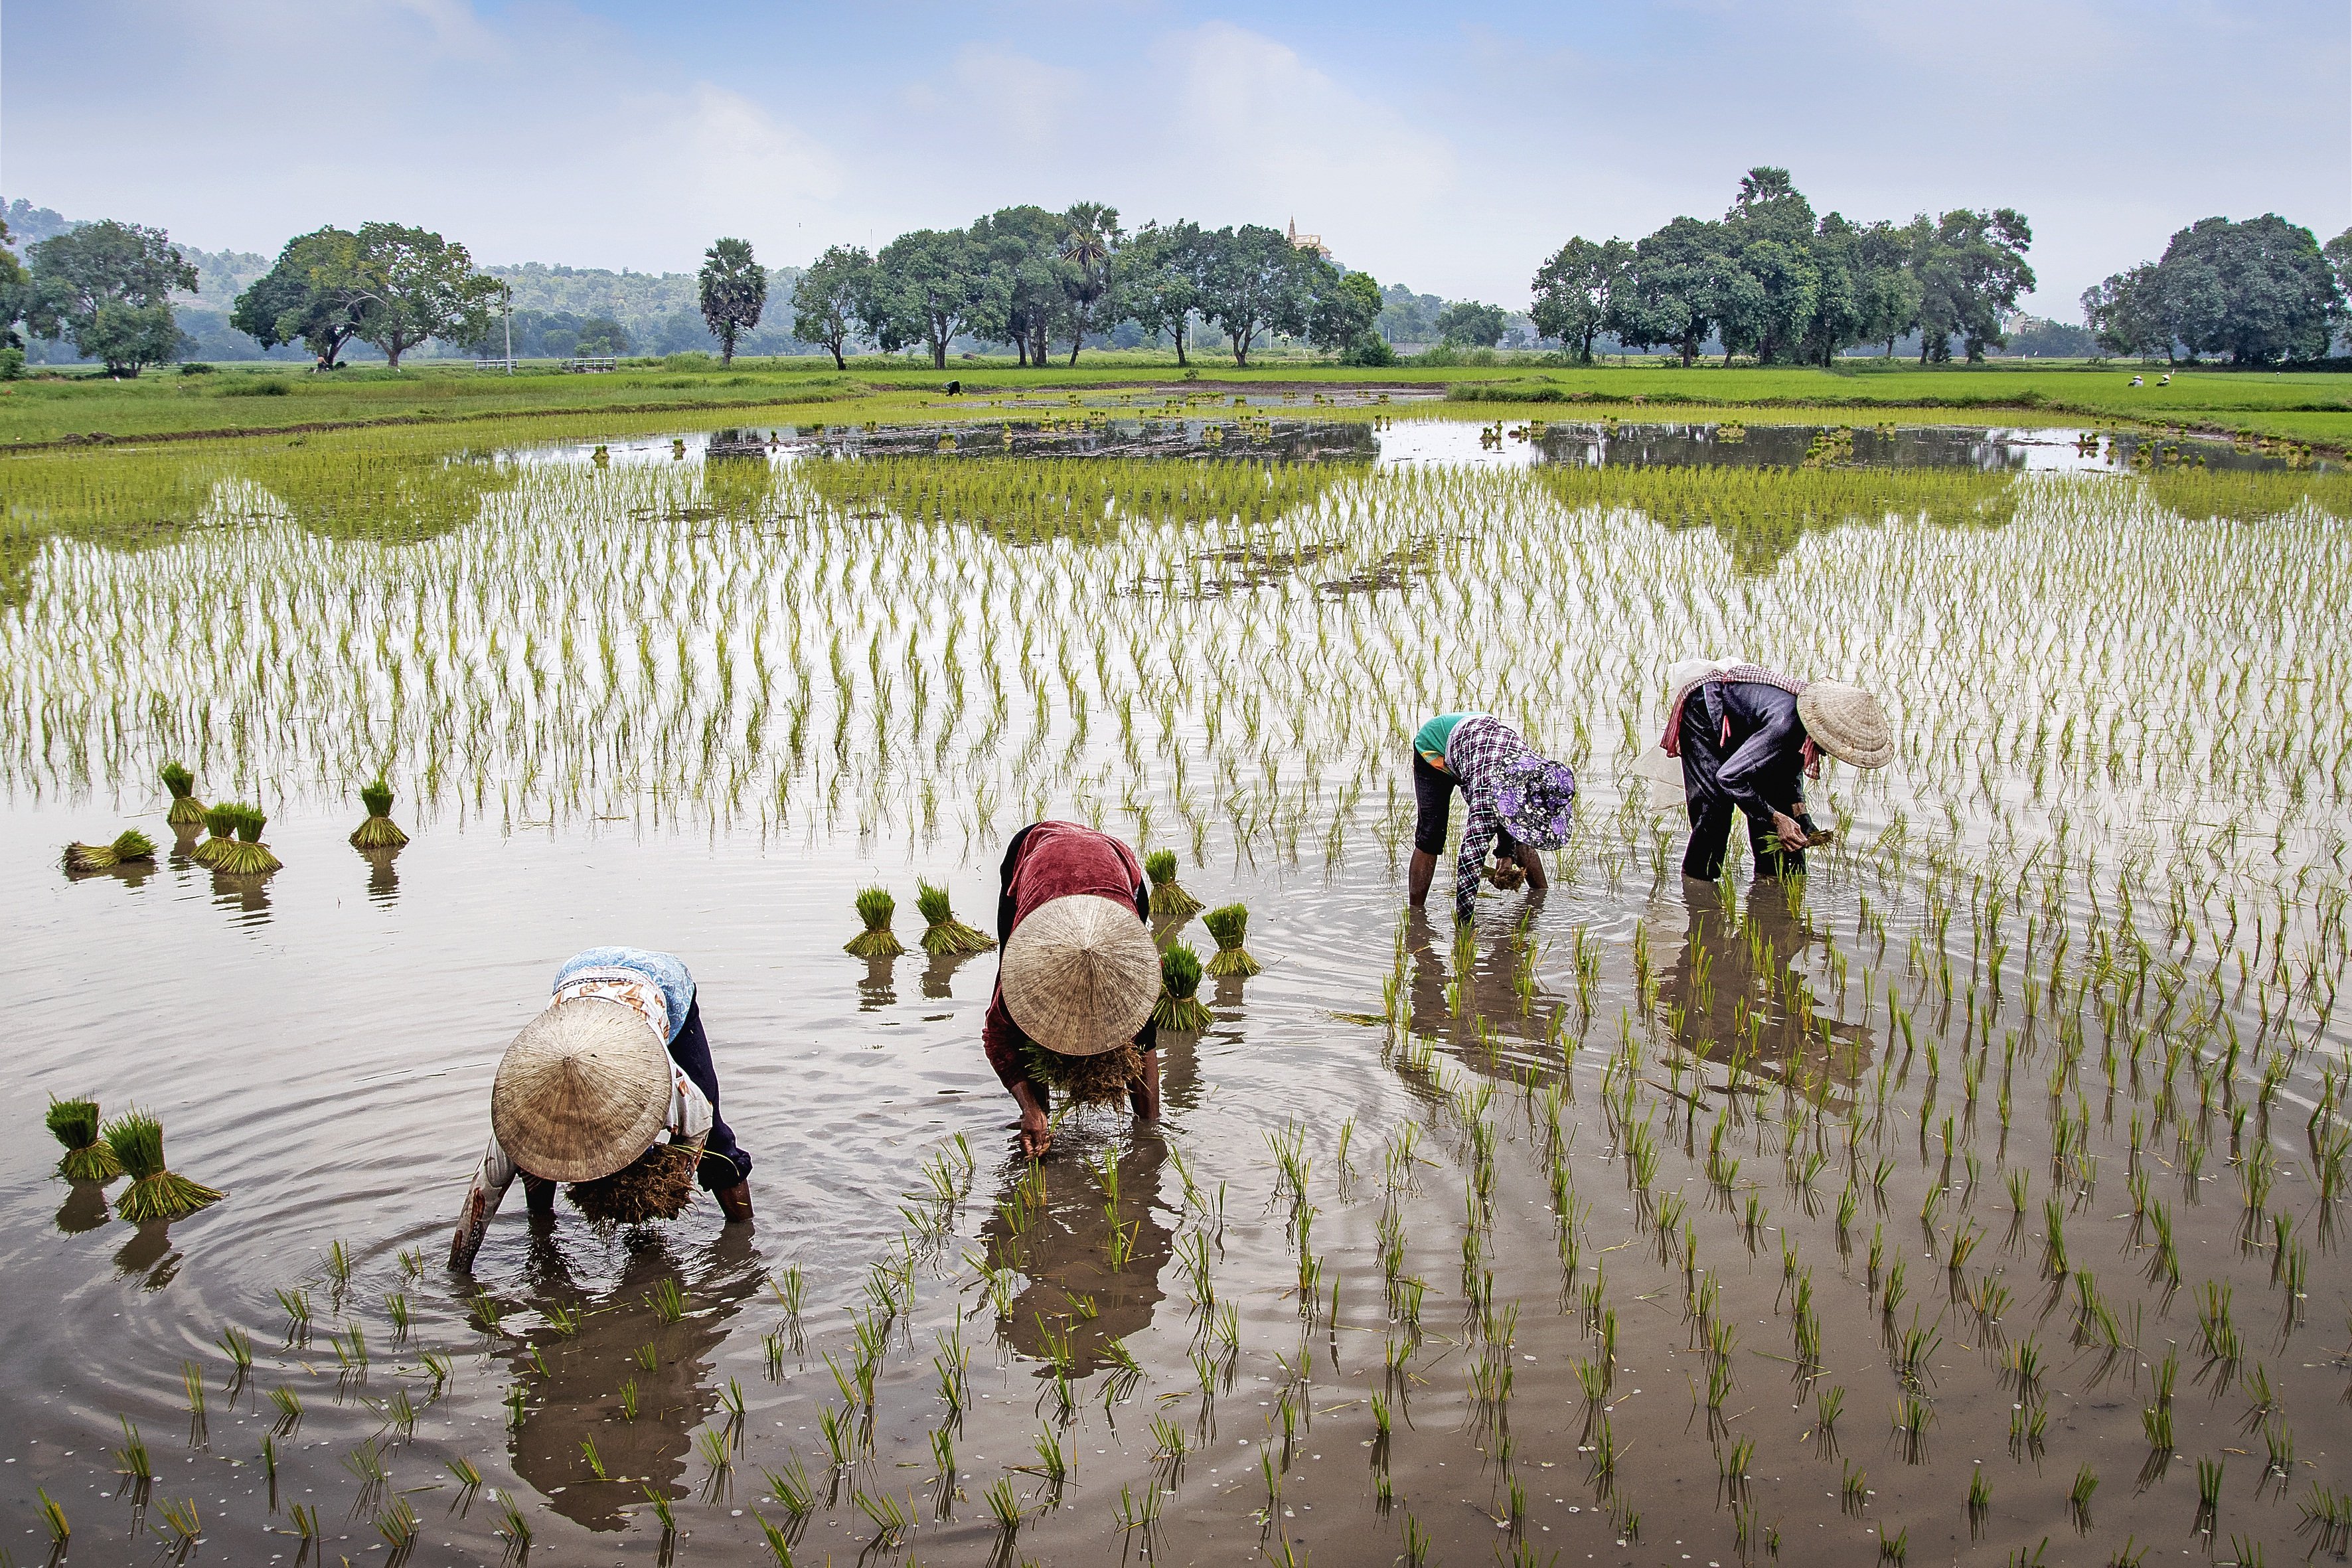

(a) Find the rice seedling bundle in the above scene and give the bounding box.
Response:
[212,803,281,875]
[348,777,409,849]
[915,879,994,954]
[104,1111,225,1221]
[566,1135,705,1225]
[1144,849,1204,921]
[1020,1039,1143,1105]
[1153,942,1214,1033]
[160,760,206,827]
[1201,903,1261,978]
[190,803,238,869]
[845,886,905,957]
[61,828,156,873]
[46,1095,122,1182]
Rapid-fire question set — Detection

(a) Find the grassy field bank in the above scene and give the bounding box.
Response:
[1,355,2345,449]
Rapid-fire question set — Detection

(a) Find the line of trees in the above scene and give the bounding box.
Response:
[2082,216,2350,366]
[789,204,1385,370]
[1531,168,2037,366]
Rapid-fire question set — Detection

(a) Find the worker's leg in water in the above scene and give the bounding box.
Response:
[1406,752,1455,907]
[1678,710,1737,880]
[522,1174,557,1223]
[1129,1046,1162,1121]
[666,996,754,1221]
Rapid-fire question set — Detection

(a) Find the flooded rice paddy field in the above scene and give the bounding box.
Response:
[5,420,2351,1567]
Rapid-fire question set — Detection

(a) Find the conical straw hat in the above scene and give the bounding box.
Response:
[491,997,670,1182]
[1797,680,1894,769]
[1002,894,1160,1058]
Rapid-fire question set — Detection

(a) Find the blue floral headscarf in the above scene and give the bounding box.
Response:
[1496,757,1577,850]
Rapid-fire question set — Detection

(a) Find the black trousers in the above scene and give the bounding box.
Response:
[1412,753,1521,858]
[1678,710,1817,881]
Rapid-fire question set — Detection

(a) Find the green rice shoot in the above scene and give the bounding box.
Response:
[1201,903,1261,978]
[1144,848,1204,921]
[846,885,905,959]
[349,777,409,850]
[46,1095,122,1183]
[103,1110,226,1223]
[1153,943,1214,1034]
[915,878,994,955]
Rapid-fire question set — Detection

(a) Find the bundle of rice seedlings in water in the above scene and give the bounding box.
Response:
[1153,943,1214,1034]
[105,1111,226,1222]
[1020,1041,1144,1107]
[1484,854,1526,890]
[916,880,995,955]
[161,761,206,829]
[566,1137,704,1225]
[844,886,904,958]
[47,1096,122,1183]
[191,804,238,869]
[62,829,157,874]
[1201,903,1263,978]
[349,779,409,850]
[214,805,282,876]
[1144,850,1204,921]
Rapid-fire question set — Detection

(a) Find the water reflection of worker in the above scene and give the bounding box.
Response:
[449,948,754,1271]
[1405,713,1577,925]
[503,1227,765,1531]
[1659,880,1870,1103]
[977,1136,1173,1378]
[982,823,1164,1160]
[1659,662,1891,881]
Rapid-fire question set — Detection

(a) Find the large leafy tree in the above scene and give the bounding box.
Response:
[871,228,986,368]
[1436,301,1508,347]
[1113,220,1205,366]
[1196,225,1318,366]
[1529,236,1632,362]
[232,228,368,367]
[24,219,197,373]
[1607,216,1733,367]
[1852,220,1924,358]
[0,218,27,353]
[347,223,501,368]
[791,244,872,370]
[698,237,767,366]
[1717,167,1819,364]
[2153,215,2337,364]
[1312,270,1387,362]
[969,206,1069,366]
[1914,208,2035,362]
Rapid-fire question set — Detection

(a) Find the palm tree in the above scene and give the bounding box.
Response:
[1057,202,1123,365]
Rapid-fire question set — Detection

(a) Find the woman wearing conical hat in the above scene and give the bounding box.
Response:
[983,822,1164,1161]
[1657,660,1893,882]
[449,947,755,1271]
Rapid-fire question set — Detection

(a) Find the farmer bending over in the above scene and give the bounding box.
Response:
[984,821,1163,1160]
[1406,712,1579,925]
[1660,661,1891,882]
[449,947,753,1271]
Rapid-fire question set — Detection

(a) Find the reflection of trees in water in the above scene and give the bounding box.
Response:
[976,1136,1173,1379]
[1656,879,1871,1108]
[497,1227,763,1531]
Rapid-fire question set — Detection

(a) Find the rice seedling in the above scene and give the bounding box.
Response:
[60,827,156,873]
[349,776,410,848]
[915,877,994,953]
[1201,902,1262,977]
[844,885,904,957]
[377,1496,420,1550]
[46,1094,121,1182]
[114,1415,151,1480]
[153,1494,200,1548]
[495,1492,532,1551]
[267,1385,301,1432]
[104,1110,224,1221]
[1153,941,1215,1032]
[211,801,282,874]
[1145,847,1204,919]
[2069,1464,2098,1526]
[160,759,205,828]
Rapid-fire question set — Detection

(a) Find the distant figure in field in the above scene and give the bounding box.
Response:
[2129,375,2144,386]
[1658,660,1891,882]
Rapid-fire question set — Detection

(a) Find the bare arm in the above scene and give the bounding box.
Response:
[449,1138,516,1273]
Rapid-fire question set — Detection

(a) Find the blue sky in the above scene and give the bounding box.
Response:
[5,0,2345,315]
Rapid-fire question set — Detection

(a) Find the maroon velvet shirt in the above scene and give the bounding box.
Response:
[980,821,1154,1091]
